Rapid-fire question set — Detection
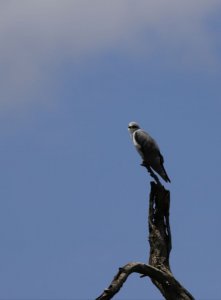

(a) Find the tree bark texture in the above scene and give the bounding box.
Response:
[96,182,194,300]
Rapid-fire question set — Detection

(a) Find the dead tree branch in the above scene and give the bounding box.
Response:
[96,182,194,300]
[147,182,194,300]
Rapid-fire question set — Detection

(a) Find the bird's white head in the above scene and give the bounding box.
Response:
[128,121,140,135]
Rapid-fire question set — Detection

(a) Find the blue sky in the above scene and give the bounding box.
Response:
[1,1,221,299]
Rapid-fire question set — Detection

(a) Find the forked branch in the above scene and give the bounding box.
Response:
[96,182,194,300]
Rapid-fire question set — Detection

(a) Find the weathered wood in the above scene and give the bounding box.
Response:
[96,262,178,300]
[148,182,194,300]
[95,182,195,300]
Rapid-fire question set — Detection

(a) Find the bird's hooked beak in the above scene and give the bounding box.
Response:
[128,125,133,136]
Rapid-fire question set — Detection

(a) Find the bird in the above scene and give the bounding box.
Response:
[128,121,171,183]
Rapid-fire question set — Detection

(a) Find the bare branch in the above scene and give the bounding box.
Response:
[96,262,177,300]
[96,182,195,300]
[147,182,194,300]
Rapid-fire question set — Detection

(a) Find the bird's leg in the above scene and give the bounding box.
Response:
[141,161,162,186]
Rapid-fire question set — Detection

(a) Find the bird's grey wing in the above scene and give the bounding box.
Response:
[134,130,171,182]
[134,130,160,161]
[134,130,160,151]
[159,151,164,163]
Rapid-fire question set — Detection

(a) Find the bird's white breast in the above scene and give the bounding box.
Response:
[132,132,141,149]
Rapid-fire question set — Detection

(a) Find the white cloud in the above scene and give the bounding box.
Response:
[0,0,220,107]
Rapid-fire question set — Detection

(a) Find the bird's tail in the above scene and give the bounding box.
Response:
[150,160,171,183]
[160,165,171,183]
